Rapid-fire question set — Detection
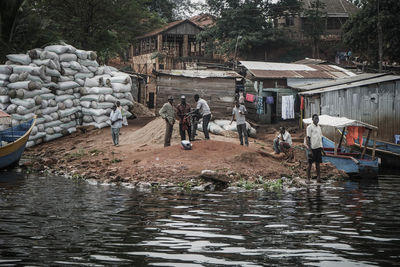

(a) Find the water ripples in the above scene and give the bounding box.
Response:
[0,173,400,266]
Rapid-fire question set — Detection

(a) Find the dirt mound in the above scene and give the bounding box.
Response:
[130,101,155,117]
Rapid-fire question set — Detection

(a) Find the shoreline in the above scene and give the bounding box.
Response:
[16,117,348,191]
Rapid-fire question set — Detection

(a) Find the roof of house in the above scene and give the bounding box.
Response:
[155,69,242,79]
[293,73,388,91]
[240,61,355,80]
[189,13,215,28]
[299,74,400,96]
[292,58,328,65]
[137,14,213,40]
[138,19,202,39]
[301,0,359,16]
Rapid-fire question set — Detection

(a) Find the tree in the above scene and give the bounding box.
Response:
[0,0,171,63]
[199,0,302,59]
[343,0,400,68]
[302,0,327,58]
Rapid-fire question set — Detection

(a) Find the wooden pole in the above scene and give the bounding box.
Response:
[372,130,377,160]
[338,127,345,151]
[361,128,371,159]
[334,128,337,155]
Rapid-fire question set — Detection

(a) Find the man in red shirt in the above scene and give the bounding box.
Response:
[176,95,191,141]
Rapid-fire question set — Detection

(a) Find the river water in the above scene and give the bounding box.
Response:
[0,172,400,266]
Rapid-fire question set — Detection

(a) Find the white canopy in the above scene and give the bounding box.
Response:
[303,115,378,130]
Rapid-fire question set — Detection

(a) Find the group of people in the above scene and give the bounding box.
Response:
[159,95,251,147]
[159,94,212,147]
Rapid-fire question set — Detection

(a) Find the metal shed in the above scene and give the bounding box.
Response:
[239,61,354,124]
[297,74,400,142]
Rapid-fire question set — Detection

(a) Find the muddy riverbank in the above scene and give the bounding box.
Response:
[21,117,348,189]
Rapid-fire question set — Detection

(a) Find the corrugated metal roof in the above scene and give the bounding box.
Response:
[293,73,387,90]
[155,69,242,79]
[292,58,328,65]
[299,75,400,95]
[240,61,355,79]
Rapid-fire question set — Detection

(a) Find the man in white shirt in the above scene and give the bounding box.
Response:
[273,126,292,154]
[159,96,175,147]
[110,103,123,146]
[230,100,248,146]
[306,114,324,183]
[194,94,211,140]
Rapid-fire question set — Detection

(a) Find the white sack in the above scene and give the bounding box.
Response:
[6,54,31,65]
[59,53,77,62]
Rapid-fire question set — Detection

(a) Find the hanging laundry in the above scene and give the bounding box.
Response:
[266,96,274,104]
[257,96,264,115]
[346,126,365,146]
[245,93,255,102]
[300,96,304,110]
[346,126,358,146]
[281,95,294,120]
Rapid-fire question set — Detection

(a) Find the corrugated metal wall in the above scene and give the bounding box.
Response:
[318,80,400,142]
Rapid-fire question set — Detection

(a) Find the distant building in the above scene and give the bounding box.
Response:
[276,0,359,41]
[296,73,400,141]
[129,14,217,108]
[239,61,354,124]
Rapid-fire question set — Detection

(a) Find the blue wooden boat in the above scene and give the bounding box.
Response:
[322,136,379,178]
[0,114,36,169]
[304,115,380,178]
[355,139,400,168]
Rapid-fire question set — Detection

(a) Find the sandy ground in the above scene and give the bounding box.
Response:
[23,117,347,185]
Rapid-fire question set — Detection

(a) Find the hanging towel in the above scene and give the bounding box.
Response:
[257,96,264,114]
[245,93,255,102]
[281,95,294,120]
[266,96,274,104]
[300,96,304,110]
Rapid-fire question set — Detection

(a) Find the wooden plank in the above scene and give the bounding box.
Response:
[372,130,377,160]
[361,129,371,159]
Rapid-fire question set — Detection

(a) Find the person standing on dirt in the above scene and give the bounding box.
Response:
[110,103,123,146]
[230,99,248,146]
[273,126,292,154]
[176,95,191,141]
[194,94,211,140]
[159,96,175,147]
[306,114,325,183]
[116,101,128,135]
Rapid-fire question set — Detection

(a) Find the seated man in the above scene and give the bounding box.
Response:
[273,126,292,155]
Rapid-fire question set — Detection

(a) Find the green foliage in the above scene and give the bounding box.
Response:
[0,0,181,63]
[343,0,400,65]
[199,0,302,58]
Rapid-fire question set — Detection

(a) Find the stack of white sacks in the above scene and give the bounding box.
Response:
[0,43,134,147]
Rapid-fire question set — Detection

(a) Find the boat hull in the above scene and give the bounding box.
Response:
[0,118,36,169]
[322,137,379,178]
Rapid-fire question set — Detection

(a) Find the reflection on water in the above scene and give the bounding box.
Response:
[0,172,400,266]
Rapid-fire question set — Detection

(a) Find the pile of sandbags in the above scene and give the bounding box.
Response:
[0,43,136,147]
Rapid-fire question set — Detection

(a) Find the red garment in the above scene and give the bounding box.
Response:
[347,126,365,146]
[245,93,255,102]
[300,96,304,110]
